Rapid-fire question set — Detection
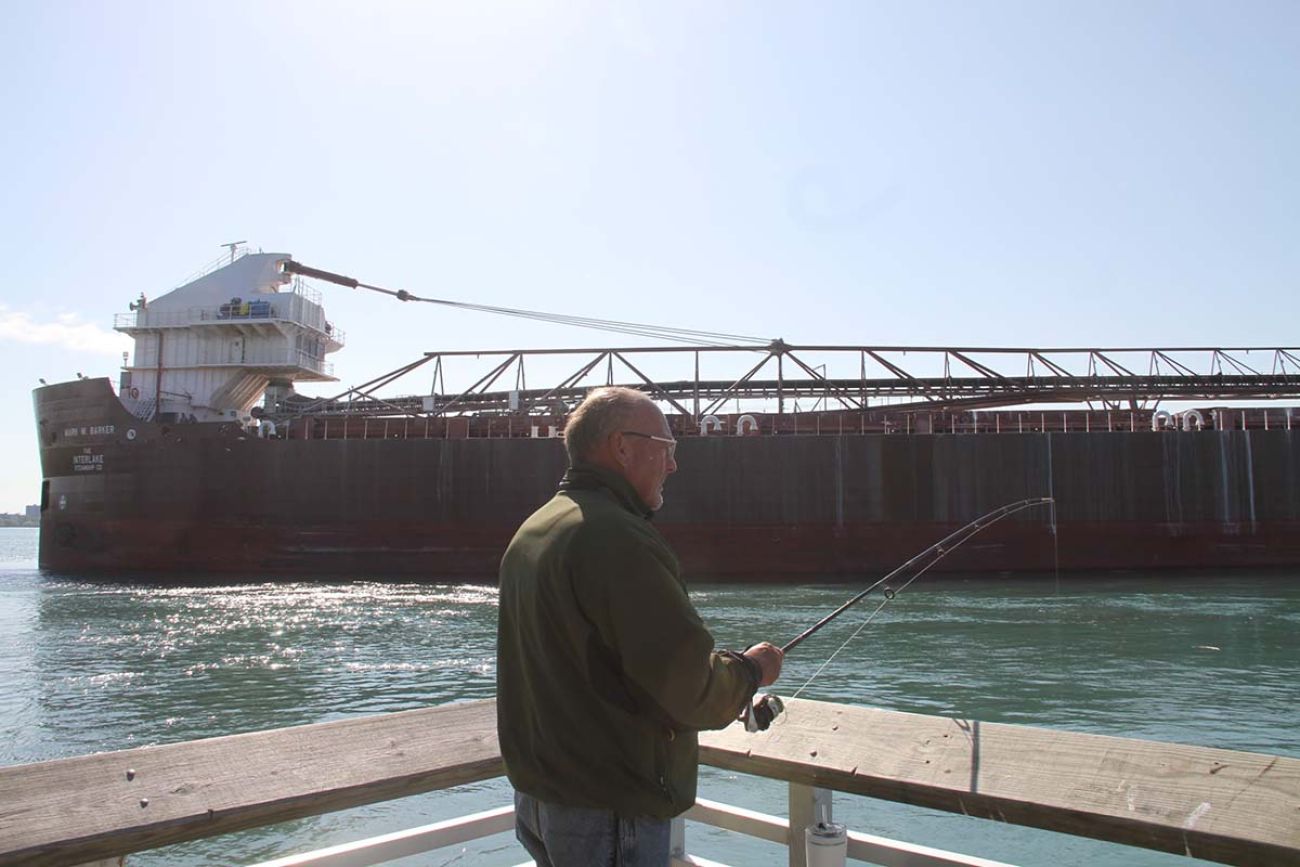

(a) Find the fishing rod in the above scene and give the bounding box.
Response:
[742,496,1055,732]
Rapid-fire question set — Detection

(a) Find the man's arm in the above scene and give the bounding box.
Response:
[575,528,782,731]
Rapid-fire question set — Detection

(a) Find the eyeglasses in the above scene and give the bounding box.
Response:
[621,431,677,458]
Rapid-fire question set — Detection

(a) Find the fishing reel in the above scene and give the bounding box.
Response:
[740,693,785,732]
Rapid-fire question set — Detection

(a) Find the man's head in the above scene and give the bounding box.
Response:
[564,386,678,511]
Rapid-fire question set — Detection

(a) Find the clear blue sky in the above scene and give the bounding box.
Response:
[1,1,1297,511]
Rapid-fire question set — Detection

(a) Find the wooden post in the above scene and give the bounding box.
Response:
[788,782,833,867]
[669,816,687,862]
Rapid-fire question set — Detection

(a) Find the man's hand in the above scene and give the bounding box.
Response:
[743,642,784,687]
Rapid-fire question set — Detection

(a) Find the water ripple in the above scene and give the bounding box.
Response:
[0,528,1296,866]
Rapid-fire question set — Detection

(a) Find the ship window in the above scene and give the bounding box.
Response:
[40,480,49,512]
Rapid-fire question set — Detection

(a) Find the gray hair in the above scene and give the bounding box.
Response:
[564,386,653,464]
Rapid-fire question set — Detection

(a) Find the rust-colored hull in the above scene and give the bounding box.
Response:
[34,380,1300,580]
[35,517,1300,581]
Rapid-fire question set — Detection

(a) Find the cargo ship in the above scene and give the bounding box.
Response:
[32,249,1300,579]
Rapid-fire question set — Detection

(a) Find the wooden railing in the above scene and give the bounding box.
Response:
[1,699,1296,867]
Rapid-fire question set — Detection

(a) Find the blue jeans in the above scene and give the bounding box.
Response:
[514,791,671,867]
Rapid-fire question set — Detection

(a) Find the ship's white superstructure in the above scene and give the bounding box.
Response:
[115,249,344,424]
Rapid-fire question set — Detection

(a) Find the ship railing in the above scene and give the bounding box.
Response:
[1,698,1294,867]
[290,349,335,377]
[112,303,345,346]
[909,407,1296,435]
[159,348,335,377]
[288,275,324,307]
[170,247,254,288]
[280,289,346,346]
[717,408,1295,436]
[119,395,157,422]
[274,406,1296,442]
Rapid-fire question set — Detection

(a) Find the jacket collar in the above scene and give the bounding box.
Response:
[560,462,654,519]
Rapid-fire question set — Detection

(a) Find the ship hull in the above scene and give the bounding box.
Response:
[34,380,1300,580]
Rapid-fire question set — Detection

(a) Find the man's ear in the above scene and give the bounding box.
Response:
[611,431,629,468]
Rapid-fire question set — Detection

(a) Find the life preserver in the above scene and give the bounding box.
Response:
[128,387,140,399]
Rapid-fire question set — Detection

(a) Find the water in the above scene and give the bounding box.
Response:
[1,526,1296,865]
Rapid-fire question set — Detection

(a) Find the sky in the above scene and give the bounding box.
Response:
[1,0,1297,511]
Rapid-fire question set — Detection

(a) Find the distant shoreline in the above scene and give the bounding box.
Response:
[0,516,39,528]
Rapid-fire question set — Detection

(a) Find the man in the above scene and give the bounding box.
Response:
[497,386,784,866]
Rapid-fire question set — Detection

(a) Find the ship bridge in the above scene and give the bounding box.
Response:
[115,248,344,423]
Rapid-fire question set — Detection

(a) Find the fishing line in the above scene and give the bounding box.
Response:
[741,497,1056,731]
[1051,498,1061,594]
[789,552,943,700]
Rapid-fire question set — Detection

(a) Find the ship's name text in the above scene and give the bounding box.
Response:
[64,425,116,438]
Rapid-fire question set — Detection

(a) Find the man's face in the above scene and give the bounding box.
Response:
[618,403,678,511]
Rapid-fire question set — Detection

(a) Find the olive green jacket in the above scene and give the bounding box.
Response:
[496,463,759,819]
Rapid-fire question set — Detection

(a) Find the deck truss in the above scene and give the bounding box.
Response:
[281,344,1300,419]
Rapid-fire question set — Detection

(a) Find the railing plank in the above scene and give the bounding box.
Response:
[699,698,1299,865]
[686,798,1006,867]
[246,805,515,867]
[6,697,1298,867]
[686,798,788,846]
[845,829,1015,867]
[671,856,732,867]
[0,700,501,867]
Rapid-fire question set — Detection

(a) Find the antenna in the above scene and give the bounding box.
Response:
[221,241,247,263]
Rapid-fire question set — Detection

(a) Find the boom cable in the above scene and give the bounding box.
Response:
[283,261,771,347]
